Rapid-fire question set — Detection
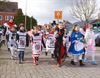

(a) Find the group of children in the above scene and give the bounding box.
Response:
[0,19,97,67]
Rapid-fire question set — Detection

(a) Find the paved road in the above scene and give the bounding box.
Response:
[0,46,100,78]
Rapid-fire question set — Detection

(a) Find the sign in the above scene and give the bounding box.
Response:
[54,10,62,19]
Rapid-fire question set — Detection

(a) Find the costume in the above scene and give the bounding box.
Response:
[0,26,4,42]
[4,22,17,50]
[32,33,44,65]
[6,30,17,59]
[45,31,55,57]
[68,31,85,66]
[68,32,85,56]
[16,30,29,63]
[3,22,17,34]
[85,29,96,64]
[54,28,65,66]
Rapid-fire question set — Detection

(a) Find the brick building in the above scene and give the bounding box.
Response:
[0,1,18,25]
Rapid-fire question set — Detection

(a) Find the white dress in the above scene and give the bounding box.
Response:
[85,29,96,52]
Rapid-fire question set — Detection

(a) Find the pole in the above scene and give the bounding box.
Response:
[25,0,27,30]
[30,17,32,29]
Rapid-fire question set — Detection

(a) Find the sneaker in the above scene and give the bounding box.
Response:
[92,61,97,65]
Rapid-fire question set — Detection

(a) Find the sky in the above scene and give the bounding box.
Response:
[10,0,100,25]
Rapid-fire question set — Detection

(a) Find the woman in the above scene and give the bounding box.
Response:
[68,25,85,66]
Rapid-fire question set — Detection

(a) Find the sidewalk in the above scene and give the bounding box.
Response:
[0,47,100,78]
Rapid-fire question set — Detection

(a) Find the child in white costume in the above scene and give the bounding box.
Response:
[45,30,55,58]
[6,27,17,59]
[85,24,97,65]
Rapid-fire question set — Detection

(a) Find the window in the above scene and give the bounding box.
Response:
[6,16,14,20]
[0,15,3,20]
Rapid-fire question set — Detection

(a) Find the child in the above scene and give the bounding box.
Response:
[32,27,45,65]
[68,25,85,66]
[54,23,65,67]
[45,27,55,58]
[4,18,17,51]
[85,24,97,65]
[6,26,17,59]
[0,25,3,42]
[16,23,29,64]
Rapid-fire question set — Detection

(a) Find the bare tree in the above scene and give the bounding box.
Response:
[71,0,97,23]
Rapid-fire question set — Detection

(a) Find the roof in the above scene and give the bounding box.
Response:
[0,1,18,12]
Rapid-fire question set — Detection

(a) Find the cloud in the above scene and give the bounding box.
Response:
[10,0,100,24]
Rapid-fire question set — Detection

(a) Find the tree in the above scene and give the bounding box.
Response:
[71,0,97,23]
[0,0,9,1]
[14,9,37,30]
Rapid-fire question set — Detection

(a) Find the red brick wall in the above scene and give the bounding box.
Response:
[0,12,16,25]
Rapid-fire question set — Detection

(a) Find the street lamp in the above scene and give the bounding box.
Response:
[25,0,27,30]
[30,16,33,29]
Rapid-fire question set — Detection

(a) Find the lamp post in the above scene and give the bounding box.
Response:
[30,16,32,29]
[25,0,27,30]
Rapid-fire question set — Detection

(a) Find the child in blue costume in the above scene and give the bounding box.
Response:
[68,25,85,66]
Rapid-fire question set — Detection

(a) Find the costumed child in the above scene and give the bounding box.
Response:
[6,26,17,60]
[79,27,87,62]
[54,22,65,67]
[37,25,46,52]
[85,24,97,65]
[0,25,5,48]
[68,25,85,66]
[16,23,29,64]
[0,25,4,42]
[45,26,55,58]
[32,27,45,65]
[63,28,70,58]
[4,18,17,51]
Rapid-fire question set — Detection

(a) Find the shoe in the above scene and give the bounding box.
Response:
[11,56,14,60]
[82,58,88,63]
[51,54,55,58]
[57,64,61,67]
[79,60,85,66]
[19,61,23,64]
[45,52,48,56]
[22,59,24,61]
[8,48,10,51]
[92,61,97,65]
[71,60,76,65]
[34,61,38,65]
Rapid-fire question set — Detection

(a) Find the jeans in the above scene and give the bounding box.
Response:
[19,51,24,61]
